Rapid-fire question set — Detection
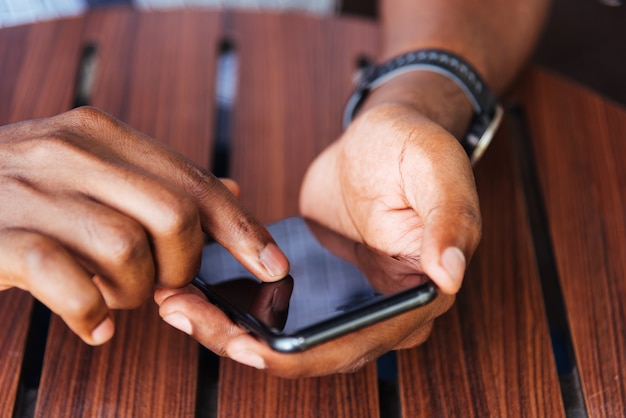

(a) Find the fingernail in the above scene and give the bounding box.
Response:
[441,247,466,289]
[91,317,114,345]
[229,350,266,370]
[260,243,289,279]
[163,312,193,335]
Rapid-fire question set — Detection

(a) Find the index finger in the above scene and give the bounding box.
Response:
[192,177,290,281]
[63,108,290,283]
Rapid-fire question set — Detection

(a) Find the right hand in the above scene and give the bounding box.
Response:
[0,106,289,345]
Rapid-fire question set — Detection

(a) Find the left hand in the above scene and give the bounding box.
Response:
[300,102,482,295]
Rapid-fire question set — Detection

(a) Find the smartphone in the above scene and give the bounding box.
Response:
[192,216,437,352]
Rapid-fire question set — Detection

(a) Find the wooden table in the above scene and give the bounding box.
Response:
[1,7,624,418]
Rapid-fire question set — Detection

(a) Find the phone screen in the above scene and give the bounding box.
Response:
[193,216,437,352]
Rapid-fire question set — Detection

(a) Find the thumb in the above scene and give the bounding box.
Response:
[420,205,481,294]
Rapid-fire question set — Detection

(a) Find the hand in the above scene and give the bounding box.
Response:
[300,102,482,295]
[0,107,289,345]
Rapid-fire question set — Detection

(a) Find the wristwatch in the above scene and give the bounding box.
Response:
[342,49,503,164]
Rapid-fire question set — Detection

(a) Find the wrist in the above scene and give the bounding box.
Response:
[343,49,503,164]
[357,70,474,140]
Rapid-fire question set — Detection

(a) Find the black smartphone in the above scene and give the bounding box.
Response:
[192,216,437,352]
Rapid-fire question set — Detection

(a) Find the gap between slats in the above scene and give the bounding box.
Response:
[508,105,589,418]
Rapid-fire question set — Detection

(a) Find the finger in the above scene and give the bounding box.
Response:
[77,169,204,289]
[156,285,247,356]
[1,181,155,308]
[0,229,114,345]
[420,204,482,294]
[156,286,276,371]
[62,107,289,283]
[196,180,290,282]
[10,127,204,289]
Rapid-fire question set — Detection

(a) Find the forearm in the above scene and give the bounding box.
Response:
[380,0,551,93]
[359,0,551,138]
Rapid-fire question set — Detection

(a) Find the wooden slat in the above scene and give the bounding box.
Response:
[396,118,565,417]
[0,25,30,120]
[229,12,379,223]
[2,18,84,122]
[218,12,382,418]
[0,290,33,417]
[34,9,221,416]
[0,18,86,417]
[218,360,379,418]
[519,69,626,417]
[112,9,220,166]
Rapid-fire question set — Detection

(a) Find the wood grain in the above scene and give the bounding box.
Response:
[218,12,382,418]
[518,69,626,418]
[396,118,565,417]
[218,360,379,418]
[1,17,84,122]
[33,8,220,416]
[36,308,197,417]
[228,12,380,223]
[0,290,33,417]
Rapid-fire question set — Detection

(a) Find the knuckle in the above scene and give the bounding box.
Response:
[396,322,435,350]
[62,107,127,144]
[451,203,482,229]
[153,192,199,237]
[183,164,216,197]
[24,133,75,161]
[62,293,100,322]
[21,236,64,278]
[65,106,112,128]
[464,207,482,232]
[101,272,153,309]
[98,221,149,267]
[439,293,456,312]
[225,211,263,244]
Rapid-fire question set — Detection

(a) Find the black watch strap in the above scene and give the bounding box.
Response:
[343,49,503,164]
